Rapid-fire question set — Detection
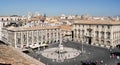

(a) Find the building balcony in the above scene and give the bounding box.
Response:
[101,29,105,32]
[101,37,105,40]
[95,29,99,31]
[106,29,111,32]
[95,36,99,39]
[106,38,111,41]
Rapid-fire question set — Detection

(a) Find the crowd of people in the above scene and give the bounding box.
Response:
[81,60,104,65]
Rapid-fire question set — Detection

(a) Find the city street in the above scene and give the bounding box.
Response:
[27,41,120,65]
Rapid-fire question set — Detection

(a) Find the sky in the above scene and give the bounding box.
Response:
[0,0,120,16]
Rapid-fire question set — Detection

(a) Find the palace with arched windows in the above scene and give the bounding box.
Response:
[2,26,61,49]
[0,16,25,41]
[73,20,120,48]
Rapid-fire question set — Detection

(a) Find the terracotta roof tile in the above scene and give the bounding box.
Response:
[7,26,59,31]
[0,45,45,65]
[60,25,72,31]
[74,20,120,25]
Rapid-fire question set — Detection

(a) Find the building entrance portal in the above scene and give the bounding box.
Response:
[85,37,92,45]
[88,37,92,45]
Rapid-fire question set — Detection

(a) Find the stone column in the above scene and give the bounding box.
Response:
[80,29,82,42]
[98,30,101,45]
[78,29,80,42]
[45,30,47,43]
[56,29,58,42]
[104,27,107,46]
[76,30,78,41]
[26,31,29,47]
[41,30,43,44]
[14,32,17,48]
[48,30,51,43]
[37,30,39,45]
[60,29,62,45]
[92,26,95,45]
[110,26,114,47]
[73,24,75,41]
[32,31,34,46]
[74,29,76,41]
[51,30,53,43]
[21,32,23,48]
[38,31,40,45]
[53,29,55,42]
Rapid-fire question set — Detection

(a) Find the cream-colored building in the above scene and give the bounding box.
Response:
[2,26,61,49]
[73,20,120,48]
[0,16,24,21]
[0,16,24,41]
[60,25,72,41]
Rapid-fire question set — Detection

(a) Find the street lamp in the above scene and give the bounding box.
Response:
[81,34,86,53]
[81,40,84,53]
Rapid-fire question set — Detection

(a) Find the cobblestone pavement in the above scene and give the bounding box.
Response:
[27,41,120,65]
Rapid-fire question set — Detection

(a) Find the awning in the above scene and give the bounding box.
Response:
[29,44,48,49]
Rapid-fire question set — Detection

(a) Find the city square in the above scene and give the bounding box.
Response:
[0,0,120,65]
[26,41,120,65]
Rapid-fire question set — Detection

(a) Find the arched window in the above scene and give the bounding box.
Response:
[82,30,84,34]
[29,37,32,42]
[102,25,104,28]
[34,36,37,41]
[78,29,80,38]
[83,25,84,28]
[101,32,104,38]
[106,32,110,39]
[54,33,56,37]
[96,39,99,43]
[106,41,110,46]
[74,29,77,32]
[78,29,80,32]
[96,25,98,28]
[17,38,21,44]
[51,32,53,37]
[7,18,8,21]
[101,40,104,44]
[39,36,41,40]
[107,25,110,29]
[95,31,99,38]
[1,18,3,21]
[10,18,12,21]
[43,35,45,40]
[3,23,5,27]
[23,35,26,42]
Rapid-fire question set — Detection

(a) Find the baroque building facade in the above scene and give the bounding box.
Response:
[0,16,24,41]
[60,25,72,41]
[73,20,120,48]
[2,26,61,49]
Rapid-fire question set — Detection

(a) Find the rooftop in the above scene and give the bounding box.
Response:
[60,25,72,31]
[6,25,60,31]
[0,44,45,65]
[74,20,120,25]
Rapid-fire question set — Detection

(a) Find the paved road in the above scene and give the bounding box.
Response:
[27,41,120,65]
